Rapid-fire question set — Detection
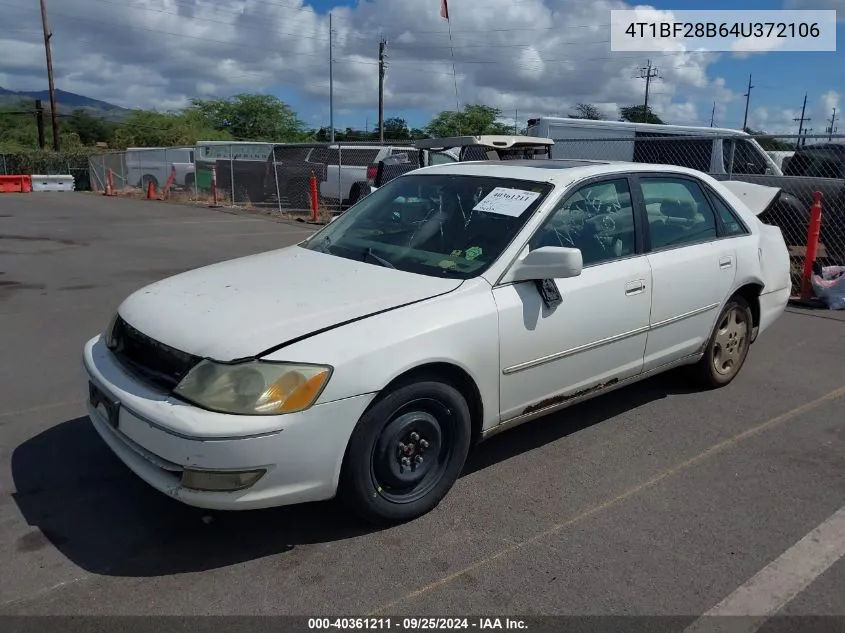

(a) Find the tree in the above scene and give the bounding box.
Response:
[619,105,665,124]
[425,104,513,137]
[64,109,115,145]
[187,94,307,141]
[110,109,230,148]
[568,103,604,120]
[383,117,410,139]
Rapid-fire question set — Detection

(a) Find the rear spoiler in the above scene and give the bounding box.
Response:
[720,180,782,216]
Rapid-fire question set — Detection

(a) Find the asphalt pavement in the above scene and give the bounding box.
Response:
[0,193,843,624]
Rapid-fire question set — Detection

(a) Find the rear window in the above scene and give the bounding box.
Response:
[272,146,313,162]
[337,149,382,166]
[633,133,713,172]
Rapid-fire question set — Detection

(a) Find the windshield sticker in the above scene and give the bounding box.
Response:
[465,246,483,261]
[450,249,463,258]
[439,259,457,269]
[473,187,541,217]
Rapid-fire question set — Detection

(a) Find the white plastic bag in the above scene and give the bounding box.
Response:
[811,265,845,310]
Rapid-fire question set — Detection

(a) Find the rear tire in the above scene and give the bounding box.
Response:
[689,296,753,389]
[140,174,158,190]
[338,379,472,526]
[348,182,370,206]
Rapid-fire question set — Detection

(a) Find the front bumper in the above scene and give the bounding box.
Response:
[83,336,375,510]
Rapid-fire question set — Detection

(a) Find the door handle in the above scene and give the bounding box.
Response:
[625,280,646,296]
[719,256,733,269]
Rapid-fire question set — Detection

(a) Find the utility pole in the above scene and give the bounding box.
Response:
[35,99,46,150]
[802,128,813,147]
[793,92,811,150]
[39,0,59,151]
[710,102,716,127]
[742,74,753,132]
[329,12,334,144]
[378,37,387,144]
[514,109,519,134]
[637,60,659,110]
[826,107,839,140]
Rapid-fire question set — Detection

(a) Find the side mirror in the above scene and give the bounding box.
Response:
[507,246,583,282]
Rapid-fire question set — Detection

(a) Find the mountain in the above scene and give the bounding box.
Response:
[0,87,128,119]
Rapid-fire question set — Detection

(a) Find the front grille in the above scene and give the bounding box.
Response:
[107,315,201,391]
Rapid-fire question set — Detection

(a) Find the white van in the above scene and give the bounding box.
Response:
[125,147,195,190]
[526,117,783,177]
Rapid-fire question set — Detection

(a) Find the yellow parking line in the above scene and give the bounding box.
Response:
[367,385,845,615]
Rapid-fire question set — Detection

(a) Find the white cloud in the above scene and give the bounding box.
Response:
[0,0,823,132]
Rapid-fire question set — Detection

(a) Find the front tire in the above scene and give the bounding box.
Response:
[338,379,472,525]
[690,296,753,389]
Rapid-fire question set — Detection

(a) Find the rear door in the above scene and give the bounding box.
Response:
[632,174,739,372]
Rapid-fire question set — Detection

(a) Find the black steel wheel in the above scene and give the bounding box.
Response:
[338,379,472,525]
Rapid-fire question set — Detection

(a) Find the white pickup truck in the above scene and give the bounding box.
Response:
[125,147,195,190]
[314,144,416,205]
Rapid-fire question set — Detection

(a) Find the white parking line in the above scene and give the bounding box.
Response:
[684,504,845,633]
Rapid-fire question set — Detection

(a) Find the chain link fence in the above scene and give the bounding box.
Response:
[87,140,417,215]
[1,151,94,190]
[83,134,844,291]
[547,132,845,290]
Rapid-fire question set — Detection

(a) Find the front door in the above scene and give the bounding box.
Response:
[494,177,653,422]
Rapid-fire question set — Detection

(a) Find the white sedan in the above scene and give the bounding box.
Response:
[83,160,791,524]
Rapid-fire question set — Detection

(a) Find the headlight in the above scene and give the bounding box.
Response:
[104,313,119,349]
[173,360,332,415]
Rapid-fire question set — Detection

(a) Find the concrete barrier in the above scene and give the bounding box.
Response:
[30,174,76,192]
[0,175,33,193]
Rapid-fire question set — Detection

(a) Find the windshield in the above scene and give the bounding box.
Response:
[299,173,555,279]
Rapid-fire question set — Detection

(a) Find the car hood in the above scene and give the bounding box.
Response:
[116,245,463,360]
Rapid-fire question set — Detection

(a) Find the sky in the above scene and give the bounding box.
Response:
[0,0,842,137]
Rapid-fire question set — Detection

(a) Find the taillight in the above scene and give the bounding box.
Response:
[367,165,378,181]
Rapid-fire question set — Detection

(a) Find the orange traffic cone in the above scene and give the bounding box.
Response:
[146,179,155,199]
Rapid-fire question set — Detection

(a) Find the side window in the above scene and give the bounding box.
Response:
[640,177,718,250]
[529,178,636,267]
[729,139,769,175]
[429,151,458,165]
[709,193,749,237]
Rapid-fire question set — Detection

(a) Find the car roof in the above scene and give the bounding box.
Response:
[414,135,555,149]
[410,159,714,186]
[528,116,750,137]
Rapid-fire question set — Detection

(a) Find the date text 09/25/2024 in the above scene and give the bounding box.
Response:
[307,618,528,630]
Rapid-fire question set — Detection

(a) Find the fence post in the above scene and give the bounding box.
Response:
[310,170,319,222]
[211,165,218,206]
[229,144,235,206]
[800,191,824,300]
